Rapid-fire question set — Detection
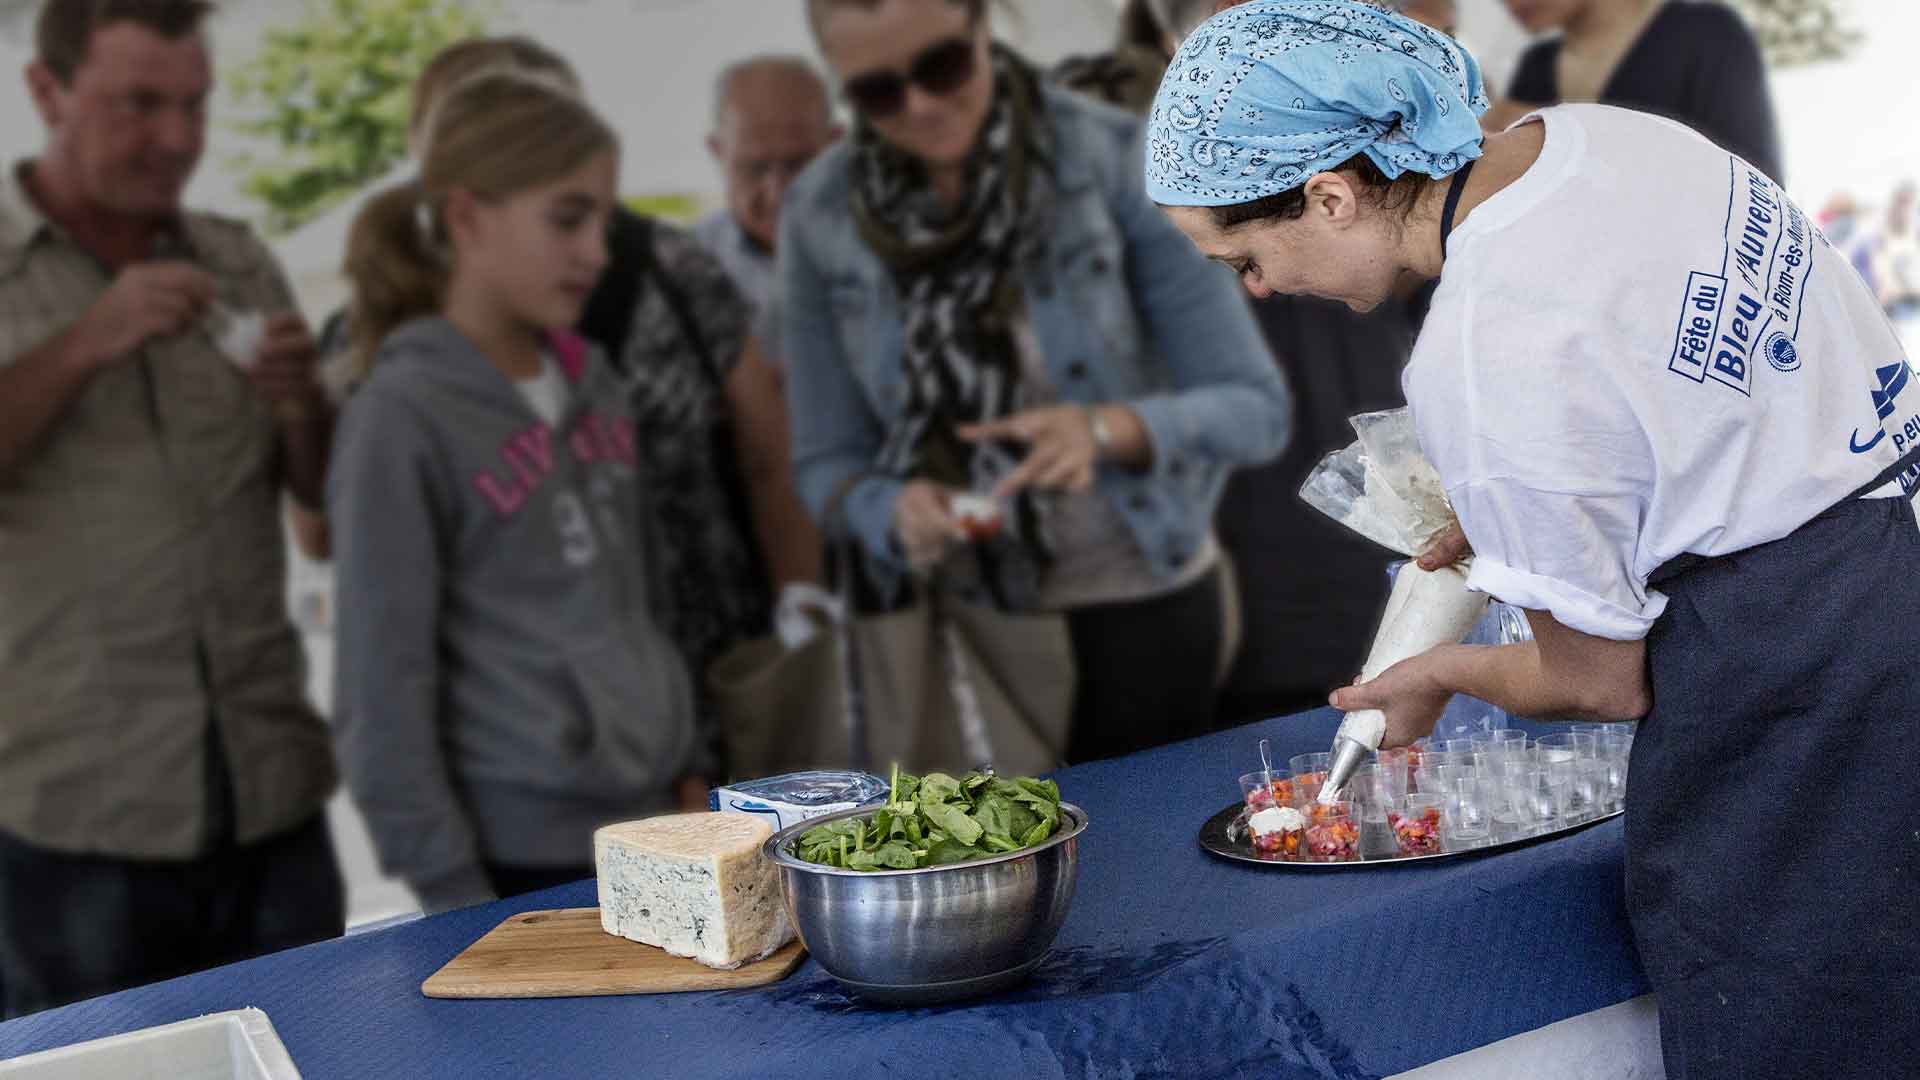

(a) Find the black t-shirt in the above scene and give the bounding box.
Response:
[1507,1,1784,184]
[1214,294,1414,725]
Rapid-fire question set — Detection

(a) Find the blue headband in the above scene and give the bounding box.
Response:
[1145,0,1490,207]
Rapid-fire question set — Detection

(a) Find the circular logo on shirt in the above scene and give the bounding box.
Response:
[1766,333,1801,373]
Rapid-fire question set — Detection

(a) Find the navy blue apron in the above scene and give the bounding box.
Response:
[1628,449,1920,1079]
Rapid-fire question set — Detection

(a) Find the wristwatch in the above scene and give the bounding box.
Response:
[1085,405,1115,460]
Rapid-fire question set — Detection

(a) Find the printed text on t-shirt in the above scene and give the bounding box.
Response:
[1668,161,1814,395]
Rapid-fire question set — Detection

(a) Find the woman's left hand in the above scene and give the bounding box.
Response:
[959,405,1101,499]
[1328,650,1456,750]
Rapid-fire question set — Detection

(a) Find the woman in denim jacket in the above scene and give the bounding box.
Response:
[785,0,1292,761]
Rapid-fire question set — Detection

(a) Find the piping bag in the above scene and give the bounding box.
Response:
[1299,409,1490,805]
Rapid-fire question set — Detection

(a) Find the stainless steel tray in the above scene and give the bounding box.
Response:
[1197,801,1622,869]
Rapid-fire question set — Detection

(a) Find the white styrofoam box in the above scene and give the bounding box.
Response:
[0,1008,301,1080]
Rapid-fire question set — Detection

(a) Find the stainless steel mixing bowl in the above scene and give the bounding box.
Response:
[764,802,1087,1006]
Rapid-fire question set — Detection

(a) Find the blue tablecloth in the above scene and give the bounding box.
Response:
[0,710,1648,1079]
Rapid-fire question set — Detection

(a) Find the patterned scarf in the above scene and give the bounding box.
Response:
[852,46,1057,607]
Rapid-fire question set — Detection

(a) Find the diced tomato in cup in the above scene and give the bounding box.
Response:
[1303,818,1359,862]
[1388,807,1443,856]
[950,495,1004,541]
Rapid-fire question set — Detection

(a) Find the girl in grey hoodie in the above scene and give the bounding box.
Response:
[327,72,711,914]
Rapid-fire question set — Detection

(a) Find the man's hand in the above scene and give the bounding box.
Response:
[247,312,324,424]
[70,261,214,367]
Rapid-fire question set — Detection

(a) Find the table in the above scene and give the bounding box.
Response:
[0,710,1650,1079]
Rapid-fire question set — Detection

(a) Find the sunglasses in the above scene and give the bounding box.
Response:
[841,34,978,119]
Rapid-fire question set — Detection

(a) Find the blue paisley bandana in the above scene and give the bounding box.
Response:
[1145,0,1490,207]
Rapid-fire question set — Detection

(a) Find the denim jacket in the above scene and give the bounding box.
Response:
[780,85,1291,593]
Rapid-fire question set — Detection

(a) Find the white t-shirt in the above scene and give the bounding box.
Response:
[1408,105,1916,641]
[515,351,570,427]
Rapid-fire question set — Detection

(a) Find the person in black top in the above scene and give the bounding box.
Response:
[1053,0,1417,727]
[1500,0,1783,183]
[1213,296,1411,725]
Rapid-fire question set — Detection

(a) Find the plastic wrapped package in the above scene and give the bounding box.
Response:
[708,770,889,833]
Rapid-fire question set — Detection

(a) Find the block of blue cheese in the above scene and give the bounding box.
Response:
[594,813,794,970]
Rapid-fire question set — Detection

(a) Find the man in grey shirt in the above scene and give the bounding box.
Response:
[694,56,841,354]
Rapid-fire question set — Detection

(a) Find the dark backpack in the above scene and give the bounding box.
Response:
[578,209,772,638]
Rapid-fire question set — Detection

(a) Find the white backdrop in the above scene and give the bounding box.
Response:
[0,0,1538,324]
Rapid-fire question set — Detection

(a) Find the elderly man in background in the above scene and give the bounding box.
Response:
[1393,0,1458,35]
[0,0,342,1018]
[694,56,841,349]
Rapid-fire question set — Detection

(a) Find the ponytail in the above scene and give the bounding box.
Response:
[341,71,616,380]
[342,179,449,379]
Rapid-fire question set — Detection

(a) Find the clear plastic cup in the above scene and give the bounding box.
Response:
[1415,762,1476,796]
[1348,764,1399,819]
[1376,747,1416,794]
[1547,757,1604,822]
[1290,773,1327,804]
[1490,756,1536,786]
[1473,748,1516,774]
[1412,765,1445,796]
[1507,768,1563,834]
[1444,777,1497,849]
[1535,747,1577,769]
[1578,759,1610,819]
[1536,731,1599,760]
[1489,803,1529,842]
[1405,740,1431,778]
[1300,802,1360,863]
[1289,751,1331,777]
[1346,764,1400,859]
[1246,802,1306,861]
[1239,771,1295,816]
[1288,753,1331,802]
[1596,733,1633,811]
[1491,730,1530,754]
[1571,722,1636,742]
[1388,794,1445,856]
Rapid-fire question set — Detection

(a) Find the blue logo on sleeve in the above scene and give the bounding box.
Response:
[1873,361,1910,419]
[1765,333,1800,373]
[1850,362,1912,454]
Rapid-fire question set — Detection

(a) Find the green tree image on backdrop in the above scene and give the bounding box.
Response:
[227,0,490,236]
[1729,0,1860,68]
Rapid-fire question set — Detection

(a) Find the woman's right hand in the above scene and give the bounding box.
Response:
[1416,520,1473,571]
[892,480,969,572]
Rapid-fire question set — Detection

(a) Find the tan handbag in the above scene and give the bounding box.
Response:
[707,482,1074,781]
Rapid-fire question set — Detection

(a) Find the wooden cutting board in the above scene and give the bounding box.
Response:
[420,907,807,999]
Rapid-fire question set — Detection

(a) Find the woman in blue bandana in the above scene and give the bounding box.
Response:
[1147,3,1918,1078]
